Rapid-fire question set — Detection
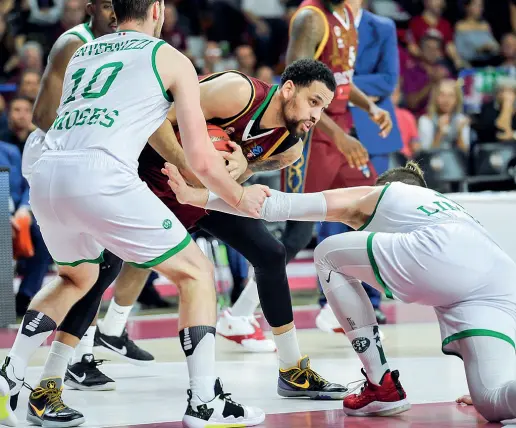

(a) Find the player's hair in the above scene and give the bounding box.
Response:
[112,0,158,23]
[280,59,336,92]
[376,161,428,188]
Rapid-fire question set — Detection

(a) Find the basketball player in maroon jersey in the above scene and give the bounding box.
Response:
[58,59,351,400]
[280,0,393,262]
[223,0,393,344]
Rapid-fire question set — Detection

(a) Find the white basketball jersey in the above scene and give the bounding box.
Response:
[61,22,96,44]
[44,31,172,170]
[360,182,495,242]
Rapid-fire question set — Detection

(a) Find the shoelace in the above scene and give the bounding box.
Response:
[86,358,108,369]
[290,366,326,385]
[345,378,367,395]
[30,386,67,412]
[219,391,242,407]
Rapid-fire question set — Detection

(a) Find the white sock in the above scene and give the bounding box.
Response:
[40,341,75,382]
[100,299,132,336]
[7,310,57,383]
[230,277,260,317]
[274,327,302,369]
[72,326,96,364]
[181,327,217,403]
[346,325,389,384]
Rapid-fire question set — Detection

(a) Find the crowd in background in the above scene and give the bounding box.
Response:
[2,0,516,314]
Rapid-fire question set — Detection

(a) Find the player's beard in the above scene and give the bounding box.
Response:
[281,98,310,138]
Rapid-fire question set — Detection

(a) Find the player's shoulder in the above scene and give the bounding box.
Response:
[291,5,326,27]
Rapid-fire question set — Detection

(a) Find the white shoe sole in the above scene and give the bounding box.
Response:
[93,345,155,367]
[26,413,85,427]
[182,412,265,428]
[0,376,17,427]
[344,398,411,416]
[64,378,116,391]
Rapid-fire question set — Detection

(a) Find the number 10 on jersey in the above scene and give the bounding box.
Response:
[64,62,124,105]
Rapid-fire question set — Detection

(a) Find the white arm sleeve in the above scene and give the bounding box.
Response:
[206,189,327,222]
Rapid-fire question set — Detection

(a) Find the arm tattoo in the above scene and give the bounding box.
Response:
[286,9,325,63]
[249,158,282,173]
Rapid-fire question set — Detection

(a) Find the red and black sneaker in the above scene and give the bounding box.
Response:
[343,368,411,416]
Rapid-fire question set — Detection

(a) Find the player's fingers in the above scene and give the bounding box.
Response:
[227,140,240,151]
[221,151,232,159]
[261,185,272,196]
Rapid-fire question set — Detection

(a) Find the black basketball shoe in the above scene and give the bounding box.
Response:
[64,354,115,391]
[94,327,154,366]
[183,378,265,427]
[27,378,85,427]
[278,356,348,399]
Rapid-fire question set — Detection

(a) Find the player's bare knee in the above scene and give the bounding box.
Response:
[58,263,99,294]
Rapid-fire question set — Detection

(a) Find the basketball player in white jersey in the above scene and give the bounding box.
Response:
[165,160,516,423]
[0,1,268,427]
[21,0,156,404]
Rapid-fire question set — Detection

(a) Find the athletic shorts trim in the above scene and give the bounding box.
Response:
[128,233,192,269]
[54,251,105,267]
[358,183,391,231]
[151,41,172,102]
[442,329,516,357]
[366,233,394,299]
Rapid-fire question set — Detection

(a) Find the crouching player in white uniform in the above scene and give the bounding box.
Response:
[164,160,516,423]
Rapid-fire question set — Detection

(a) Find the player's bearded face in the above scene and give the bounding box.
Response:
[281,93,314,138]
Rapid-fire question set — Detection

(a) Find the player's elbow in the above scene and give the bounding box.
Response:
[187,154,212,177]
[32,107,52,132]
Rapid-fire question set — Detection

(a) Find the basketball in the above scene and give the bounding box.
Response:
[207,123,232,152]
[175,123,233,152]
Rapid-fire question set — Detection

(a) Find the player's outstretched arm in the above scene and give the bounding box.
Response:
[163,162,377,228]
[154,43,269,217]
[33,35,84,132]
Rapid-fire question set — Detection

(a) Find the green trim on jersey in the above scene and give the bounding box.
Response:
[358,183,391,231]
[128,234,192,269]
[151,41,172,102]
[442,329,516,358]
[54,251,105,267]
[366,233,394,299]
[66,31,88,43]
[84,23,95,40]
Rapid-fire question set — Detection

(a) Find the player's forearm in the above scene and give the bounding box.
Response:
[349,83,375,113]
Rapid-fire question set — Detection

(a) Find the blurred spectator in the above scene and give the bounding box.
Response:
[403,35,450,117]
[454,0,499,67]
[200,40,227,74]
[0,13,16,80]
[59,0,86,31]
[392,81,420,157]
[407,0,465,71]
[0,96,34,154]
[241,0,287,66]
[474,78,516,143]
[162,2,187,52]
[207,0,247,50]
[235,44,256,76]
[18,70,41,102]
[0,138,51,316]
[256,65,274,84]
[19,41,44,75]
[497,33,516,71]
[418,79,470,153]
[27,0,65,26]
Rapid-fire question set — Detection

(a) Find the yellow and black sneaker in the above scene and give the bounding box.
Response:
[27,378,85,427]
[278,356,348,400]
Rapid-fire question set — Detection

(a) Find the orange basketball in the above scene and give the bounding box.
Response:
[175,123,233,152]
[207,123,232,152]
